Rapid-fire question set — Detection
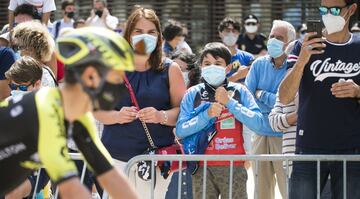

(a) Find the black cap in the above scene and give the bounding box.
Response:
[244,14,259,24]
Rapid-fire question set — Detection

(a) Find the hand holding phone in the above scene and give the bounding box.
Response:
[306,20,324,50]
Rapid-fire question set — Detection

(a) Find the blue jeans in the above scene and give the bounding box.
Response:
[289,147,360,199]
[165,170,193,199]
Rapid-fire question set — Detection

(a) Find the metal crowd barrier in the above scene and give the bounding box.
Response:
[124,154,360,199]
[31,153,109,199]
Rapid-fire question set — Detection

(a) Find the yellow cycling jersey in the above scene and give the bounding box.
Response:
[0,87,113,196]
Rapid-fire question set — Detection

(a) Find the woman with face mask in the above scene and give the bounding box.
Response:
[176,42,265,199]
[94,6,186,199]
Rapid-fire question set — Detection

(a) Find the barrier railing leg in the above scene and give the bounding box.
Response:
[255,160,259,199]
[317,160,320,199]
[151,160,155,199]
[32,169,42,199]
[177,160,183,199]
[202,161,207,199]
[343,160,347,199]
[229,160,234,199]
[285,159,289,199]
[80,162,87,184]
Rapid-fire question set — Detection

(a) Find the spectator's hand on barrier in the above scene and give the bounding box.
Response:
[215,87,230,105]
[331,79,360,99]
[207,102,223,118]
[118,106,138,124]
[138,107,162,124]
[298,32,326,65]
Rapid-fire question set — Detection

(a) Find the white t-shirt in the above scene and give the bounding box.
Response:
[41,66,56,87]
[51,19,74,39]
[88,15,118,30]
[8,0,56,13]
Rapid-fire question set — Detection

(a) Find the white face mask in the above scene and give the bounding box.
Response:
[222,33,238,46]
[322,10,349,35]
[245,25,258,34]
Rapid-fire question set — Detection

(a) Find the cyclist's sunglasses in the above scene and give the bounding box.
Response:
[319,5,348,16]
[8,82,31,91]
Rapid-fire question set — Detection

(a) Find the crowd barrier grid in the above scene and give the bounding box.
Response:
[124,154,360,199]
[32,153,360,199]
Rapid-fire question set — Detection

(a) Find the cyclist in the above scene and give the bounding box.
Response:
[0,27,139,199]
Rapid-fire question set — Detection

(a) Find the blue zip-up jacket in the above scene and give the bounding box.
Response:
[176,81,266,157]
[245,55,288,136]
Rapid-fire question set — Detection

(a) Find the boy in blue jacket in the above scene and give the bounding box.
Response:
[176,42,265,199]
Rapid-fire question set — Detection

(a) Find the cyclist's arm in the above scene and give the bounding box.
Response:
[74,113,139,199]
[35,91,91,198]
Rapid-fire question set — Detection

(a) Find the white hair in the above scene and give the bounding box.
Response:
[271,20,296,42]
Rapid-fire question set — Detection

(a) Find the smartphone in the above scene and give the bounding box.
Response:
[306,20,323,40]
[306,20,323,50]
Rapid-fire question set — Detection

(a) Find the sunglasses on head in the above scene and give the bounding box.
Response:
[246,22,257,26]
[319,5,348,16]
[8,83,32,91]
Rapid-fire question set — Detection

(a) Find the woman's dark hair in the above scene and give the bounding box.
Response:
[199,42,232,66]
[171,52,200,88]
[163,20,183,41]
[14,4,40,20]
[218,17,241,33]
[123,6,164,72]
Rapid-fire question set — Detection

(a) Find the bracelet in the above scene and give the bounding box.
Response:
[160,110,168,125]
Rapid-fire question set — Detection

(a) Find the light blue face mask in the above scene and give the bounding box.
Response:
[201,65,226,87]
[10,90,29,97]
[267,38,285,58]
[131,34,158,54]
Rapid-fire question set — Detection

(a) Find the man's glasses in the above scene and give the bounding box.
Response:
[319,5,348,16]
[8,83,31,91]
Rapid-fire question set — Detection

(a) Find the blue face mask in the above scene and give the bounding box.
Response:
[267,38,285,58]
[201,65,226,87]
[10,90,29,97]
[131,34,158,54]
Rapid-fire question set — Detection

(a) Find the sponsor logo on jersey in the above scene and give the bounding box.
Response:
[0,143,26,160]
[310,58,360,82]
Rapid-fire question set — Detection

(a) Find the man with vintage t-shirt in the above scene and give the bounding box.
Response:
[279,0,360,198]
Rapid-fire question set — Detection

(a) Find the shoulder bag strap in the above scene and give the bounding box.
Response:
[123,75,157,149]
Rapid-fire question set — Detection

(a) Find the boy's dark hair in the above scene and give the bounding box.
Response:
[61,0,75,10]
[5,56,42,84]
[14,4,40,20]
[199,42,232,66]
[64,61,107,85]
[171,52,200,88]
[218,17,241,33]
[163,20,184,41]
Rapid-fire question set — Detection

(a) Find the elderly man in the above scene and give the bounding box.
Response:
[279,0,360,198]
[245,20,296,199]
